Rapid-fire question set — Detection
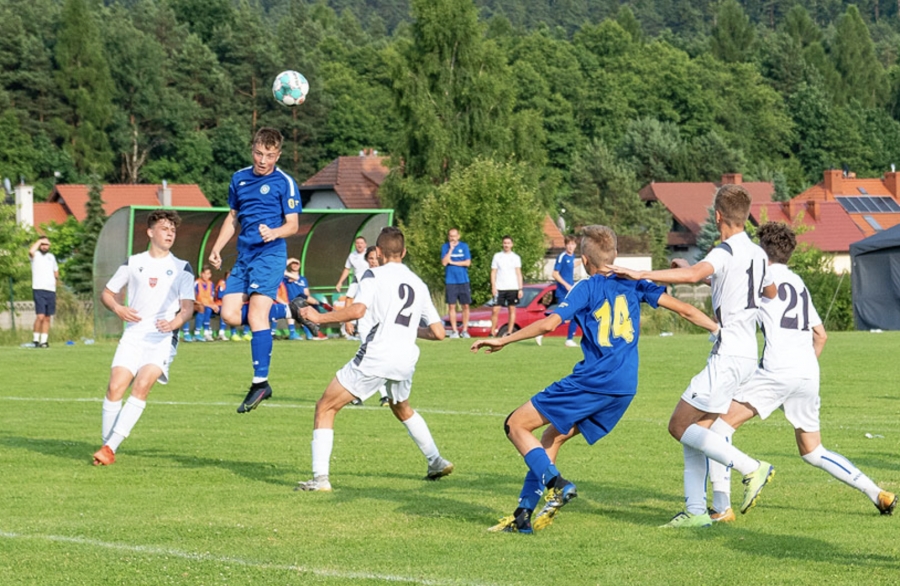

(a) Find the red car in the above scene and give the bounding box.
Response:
[443,282,582,337]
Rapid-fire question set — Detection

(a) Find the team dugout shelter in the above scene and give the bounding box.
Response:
[850,223,900,330]
[93,206,393,337]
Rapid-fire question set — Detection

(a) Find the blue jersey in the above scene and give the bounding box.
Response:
[553,274,665,395]
[283,275,308,301]
[441,241,471,284]
[554,251,575,297]
[228,166,301,255]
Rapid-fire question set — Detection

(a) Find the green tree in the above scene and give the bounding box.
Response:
[831,5,885,107]
[54,0,115,176]
[0,202,34,293]
[710,0,756,63]
[65,179,106,297]
[616,117,684,184]
[694,206,719,262]
[404,158,545,305]
[389,0,516,196]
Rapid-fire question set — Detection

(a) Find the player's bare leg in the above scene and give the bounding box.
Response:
[296,377,356,492]
[94,365,161,465]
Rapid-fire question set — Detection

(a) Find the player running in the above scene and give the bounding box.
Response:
[709,222,896,519]
[473,225,720,533]
[294,227,453,491]
[92,209,195,466]
[610,184,778,528]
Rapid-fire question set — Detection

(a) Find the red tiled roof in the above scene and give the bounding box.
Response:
[794,171,900,237]
[302,155,387,209]
[32,202,70,233]
[542,215,565,250]
[48,184,211,222]
[750,201,863,253]
[640,180,775,245]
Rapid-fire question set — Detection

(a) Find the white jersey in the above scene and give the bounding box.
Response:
[31,251,58,291]
[491,251,521,291]
[345,249,369,282]
[351,262,442,380]
[703,231,773,359]
[106,251,195,341]
[758,263,822,377]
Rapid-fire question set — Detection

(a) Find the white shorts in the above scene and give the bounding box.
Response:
[111,332,178,384]
[336,362,410,404]
[682,354,756,414]
[733,369,821,432]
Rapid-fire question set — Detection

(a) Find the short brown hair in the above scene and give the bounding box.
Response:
[757,221,796,264]
[253,127,283,151]
[376,226,405,258]
[581,225,617,268]
[148,209,181,229]
[365,245,378,260]
[564,234,577,245]
[714,184,752,227]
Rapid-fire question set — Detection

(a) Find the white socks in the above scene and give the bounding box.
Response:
[709,419,735,512]
[402,411,440,465]
[101,398,123,442]
[106,397,146,452]
[683,444,709,515]
[311,428,335,478]
[802,445,882,503]
[681,424,758,475]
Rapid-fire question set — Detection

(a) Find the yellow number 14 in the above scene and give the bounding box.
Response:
[593,295,634,347]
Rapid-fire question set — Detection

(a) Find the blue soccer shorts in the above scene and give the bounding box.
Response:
[226,248,285,300]
[531,377,634,445]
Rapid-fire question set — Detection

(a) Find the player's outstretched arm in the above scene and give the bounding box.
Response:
[471,314,563,354]
[209,210,238,270]
[300,301,365,325]
[656,293,718,334]
[607,261,714,285]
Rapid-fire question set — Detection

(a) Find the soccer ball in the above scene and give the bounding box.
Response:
[272,70,309,107]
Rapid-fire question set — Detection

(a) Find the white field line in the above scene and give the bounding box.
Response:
[0,395,508,418]
[0,530,497,586]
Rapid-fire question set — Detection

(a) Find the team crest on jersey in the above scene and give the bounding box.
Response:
[149,278,158,288]
[260,185,270,195]
[167,270,173,276]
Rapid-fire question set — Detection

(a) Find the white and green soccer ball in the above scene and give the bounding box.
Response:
[272,70,309,107]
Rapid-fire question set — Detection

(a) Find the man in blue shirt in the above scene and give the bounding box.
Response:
[540,235,580,347]
[209,127,301,414]
[472,225,719,534]
[441,228,472,338]
[283,257,319,340]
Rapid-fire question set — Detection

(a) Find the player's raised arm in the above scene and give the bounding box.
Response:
[656,293,718,334]
[608,261,714,285]
[471,314,563,354]
[209,209,239,270]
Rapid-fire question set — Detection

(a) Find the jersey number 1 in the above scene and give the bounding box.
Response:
[593,295,634,347]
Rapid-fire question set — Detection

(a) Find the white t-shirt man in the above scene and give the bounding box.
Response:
[350,262,442,381]
[106,251,195,342]
[31,251,59,292]
[490,251,522,292]
[345,249,369,284]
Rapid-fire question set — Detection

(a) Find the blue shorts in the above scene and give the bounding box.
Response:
[531,378,634,445]
[226,248,285,300]
[445,282,472,305]
[33,289,56,316]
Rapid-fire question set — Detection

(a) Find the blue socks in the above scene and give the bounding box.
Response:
[250,329,272,378]
[523,447,560,489]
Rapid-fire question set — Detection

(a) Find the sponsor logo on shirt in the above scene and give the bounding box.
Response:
[239,181,247,186]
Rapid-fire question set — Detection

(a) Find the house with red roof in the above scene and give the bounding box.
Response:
[640,173,775,260]
[20,183,212,232]
[791,169,900,238]
[750,199,863,273]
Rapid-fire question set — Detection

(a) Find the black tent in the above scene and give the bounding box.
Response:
[850,224,900,330]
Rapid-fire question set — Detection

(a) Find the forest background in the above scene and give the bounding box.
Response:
[1,0,893,329]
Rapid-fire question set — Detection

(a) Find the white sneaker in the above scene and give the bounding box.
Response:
[460,331,471,339]
[204,331,214,342]
[448,330,460,339]
[425,457,454,480]
[294,475,332,492]
[535,335,543,346]
[217,331,228,341]
[565,339,578,347]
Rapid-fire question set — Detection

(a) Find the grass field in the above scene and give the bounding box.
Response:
[2,332,898,585]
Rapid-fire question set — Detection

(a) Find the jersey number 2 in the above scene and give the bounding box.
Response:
[593,295,634,347]
[394,283,416,327]
[778,282,810,331]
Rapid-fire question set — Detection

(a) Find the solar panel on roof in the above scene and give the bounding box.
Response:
[836,197,859,212]
[837,196,900,213]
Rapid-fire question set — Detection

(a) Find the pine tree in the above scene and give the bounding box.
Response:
[65,178,106,297]
[831,5,885,108]
[695,206,719,262]
[710,0,756,63]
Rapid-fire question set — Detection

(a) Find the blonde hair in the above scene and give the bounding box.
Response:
[714,184,752,227]
[580,225,617,268]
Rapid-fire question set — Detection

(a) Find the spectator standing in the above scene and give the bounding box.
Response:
[29,236,59,348]
[335,236,369,293]
[442,228,472,338]
[490,235,523,337]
